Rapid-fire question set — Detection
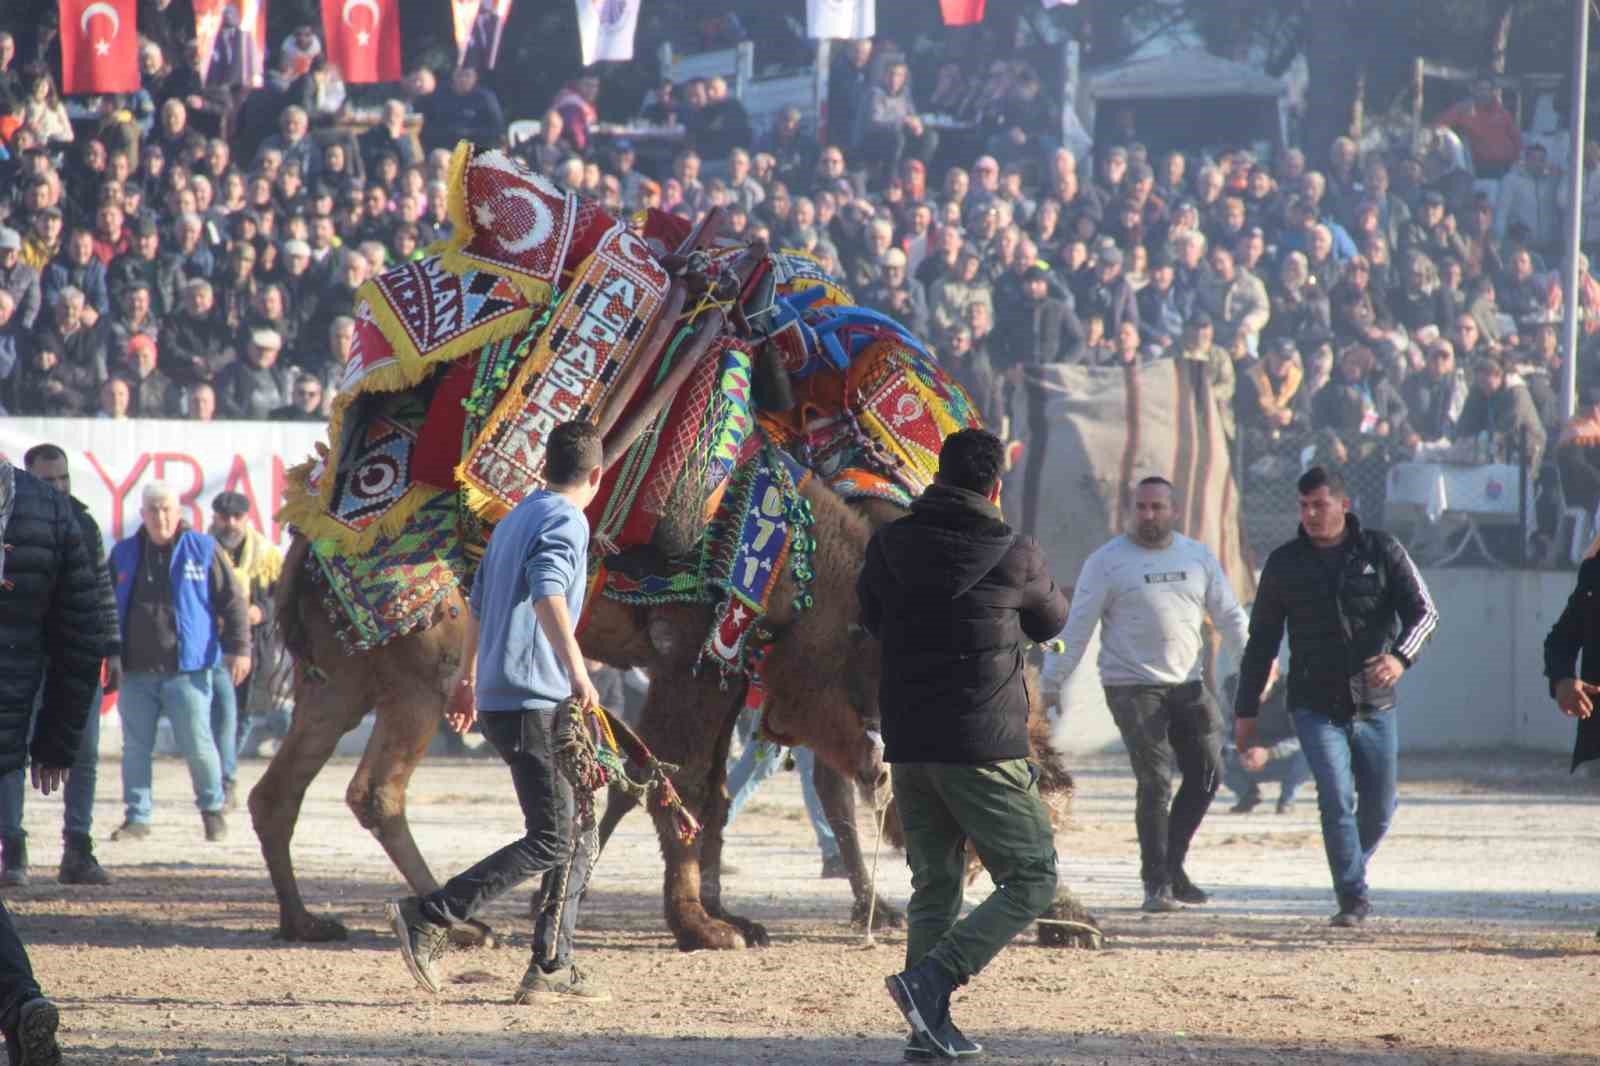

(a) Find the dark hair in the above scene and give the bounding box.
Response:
[936,428,1004,495]
[544,421,603,487]
[1137,475,1174,491]
[1297,465,1346,497]
[23,443,67,469]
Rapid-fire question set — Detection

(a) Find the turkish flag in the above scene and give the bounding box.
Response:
[321,0,404,84]
[59,0,140,94]
[939,0,985,24]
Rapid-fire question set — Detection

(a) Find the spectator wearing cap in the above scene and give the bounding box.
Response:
[1403,339,1470,445]
[108,217,182,317]
[1437,77,1522,179]
[207,489,282,806]
[277,240,316,315]
[122,334,179,417]
[1196,245,1270,356]
[1081,245,1138,338]
[1137,250,1192,356]
[1237,336,1312,459]
[864,247,931,341]
[0,228,41,332]
[19,207,62,272]
[1178,312,1237,435]
[215,328,292,419]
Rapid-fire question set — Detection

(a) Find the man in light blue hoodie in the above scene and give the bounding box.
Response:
[386,421,608,1004]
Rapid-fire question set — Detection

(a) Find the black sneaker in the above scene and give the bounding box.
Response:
[1228,792,1262,814]
[201,811,228,842]
[14,996,60,1066]
[510,962,612,1004]
[386,897,450,994]
[904,1022,984,1059]
[885,958,957,1058]
[1141,884,1181,913]
[1331,896,1370,928]
[1170,869,1210,905]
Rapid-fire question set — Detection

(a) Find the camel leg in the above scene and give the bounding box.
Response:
[697,693,770,947]
[249,669,369,942]
[635,670,764,950]
[811,758,903,930]
[345,688,494,948]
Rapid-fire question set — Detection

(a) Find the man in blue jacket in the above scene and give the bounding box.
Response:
[108,481,250,843]
[387,421,608,1005]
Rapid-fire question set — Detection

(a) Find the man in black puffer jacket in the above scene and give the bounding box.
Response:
[0,456,102,1065]
[1235,465,1437,930]
[859,428,1068,1060]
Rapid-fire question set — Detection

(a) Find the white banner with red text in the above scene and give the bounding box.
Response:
[0,418,324,550]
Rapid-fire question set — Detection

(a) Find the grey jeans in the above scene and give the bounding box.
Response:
[1104,680,1224,889]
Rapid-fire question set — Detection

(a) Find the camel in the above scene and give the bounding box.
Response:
[252,466,903,950]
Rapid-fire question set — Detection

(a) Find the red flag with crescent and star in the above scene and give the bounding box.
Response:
[59,0,139,94]
[321,0,403,84]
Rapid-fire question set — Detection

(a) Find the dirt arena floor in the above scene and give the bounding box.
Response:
[5,744,1598,1065]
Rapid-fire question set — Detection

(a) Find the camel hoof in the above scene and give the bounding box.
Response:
[852,896,905,932]
[277,913,349,942]
[449,919,497,950]
[671,908,765,951]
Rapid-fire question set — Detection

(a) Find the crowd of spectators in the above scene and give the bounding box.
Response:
[3,22,1600,551]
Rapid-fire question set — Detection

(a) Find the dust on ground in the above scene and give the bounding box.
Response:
[8,747,1599,1065]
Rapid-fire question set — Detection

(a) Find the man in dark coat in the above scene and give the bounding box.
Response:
[859,429,1068,1060]
[1542,556,1600,783]
[0,456,103,1064]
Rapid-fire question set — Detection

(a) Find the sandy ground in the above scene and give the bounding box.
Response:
[4,743,1598,1065]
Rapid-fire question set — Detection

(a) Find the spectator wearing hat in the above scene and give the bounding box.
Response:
[108,218,183,317]
[207,490,283,807]
[1402,190,1471,267]
[1403,340,1470,446]
[215,328,292,419]
[0,228,41,332]
[43,227,111,317]
[1237,336,1312,460]
[1178,312,1237,433]
[1137,250,1192,357]
[123,334,180,418]
[1081,245,1138,338]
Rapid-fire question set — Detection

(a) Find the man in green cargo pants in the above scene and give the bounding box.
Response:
[857,428,1069,1060]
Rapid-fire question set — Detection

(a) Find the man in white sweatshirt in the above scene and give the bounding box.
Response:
[1043,476,1250,913]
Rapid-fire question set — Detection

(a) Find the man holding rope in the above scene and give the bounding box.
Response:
[859,428,1068,1060]
[386,421,610,1004]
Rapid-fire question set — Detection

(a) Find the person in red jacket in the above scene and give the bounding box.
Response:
[1436,78,1523,179]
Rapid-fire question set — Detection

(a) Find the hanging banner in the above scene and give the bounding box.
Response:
[321,0,403,84]
[59,0,140,95]
[0,419,325,548]
[575,0,640,66]
[194,0,267,89]
[806,0,875,39]
[939,0,986,25]
[453,0,513,70]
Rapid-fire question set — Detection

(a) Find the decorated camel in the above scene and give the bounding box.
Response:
[251,143,1071,951]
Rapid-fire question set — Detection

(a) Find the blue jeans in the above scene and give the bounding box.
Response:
[0,685,103,839]
[725,722,839,862]
[209,664,238,784]
[1291,707,1399,902]
[119,670,224,824]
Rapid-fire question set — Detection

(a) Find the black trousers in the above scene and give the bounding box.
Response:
[0,899,39,1035]
[420,709,592,970]
[1104,681,1224,889]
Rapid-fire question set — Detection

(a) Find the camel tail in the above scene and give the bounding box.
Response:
[276,534,316,669]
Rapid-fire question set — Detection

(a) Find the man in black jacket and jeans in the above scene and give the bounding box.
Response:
[1235,466,1437,928]
[0,456,104,1064]
[859,429,1068,1059]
